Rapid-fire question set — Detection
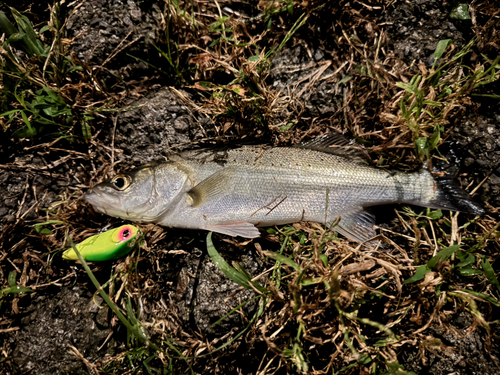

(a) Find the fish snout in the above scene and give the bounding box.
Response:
[84,189,100,204]
[84,188,124,217]
[84,189,109,213]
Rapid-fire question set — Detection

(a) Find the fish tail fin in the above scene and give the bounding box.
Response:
[429,172,485,215]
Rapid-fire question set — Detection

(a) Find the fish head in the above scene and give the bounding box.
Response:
[85,162,189,222]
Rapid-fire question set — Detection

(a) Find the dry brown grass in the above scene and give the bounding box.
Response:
[1,0,499,373]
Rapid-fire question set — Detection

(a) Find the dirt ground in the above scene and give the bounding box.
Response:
[1,0,499,374]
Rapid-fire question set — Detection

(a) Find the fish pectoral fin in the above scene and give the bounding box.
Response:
[188,167,237,207]
[205,222,261,238]
[330,210,378,245]
[298,132,370,163]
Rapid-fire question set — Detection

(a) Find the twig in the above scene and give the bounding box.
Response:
[110,116,118,172]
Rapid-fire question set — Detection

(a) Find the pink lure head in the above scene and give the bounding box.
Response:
[111,225,137,243]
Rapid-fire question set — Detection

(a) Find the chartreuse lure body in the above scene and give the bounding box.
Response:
[63,225,141,261]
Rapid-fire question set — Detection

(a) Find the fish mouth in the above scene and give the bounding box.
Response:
[84,189,150,220]
[84,189,101,207]
[84,188,163,222]
[85,189,119,216]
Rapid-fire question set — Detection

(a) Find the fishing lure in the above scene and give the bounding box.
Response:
[62,225,142,261]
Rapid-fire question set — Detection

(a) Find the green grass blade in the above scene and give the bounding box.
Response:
[458,289,500,307]
[206,232,266,293]
[403,265,431,284]
[482,257,500,293]
[432,39,452,69]
[0,10,18,36]
[9,7,45,56]
[427,244,460,269]
[263,250,301,272]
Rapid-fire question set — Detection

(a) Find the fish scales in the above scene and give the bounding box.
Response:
[167,147,430,228]
[85,134,484,243]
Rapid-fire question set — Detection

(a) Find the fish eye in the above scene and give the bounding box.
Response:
[122,229,130,238]
[111,175,131,191]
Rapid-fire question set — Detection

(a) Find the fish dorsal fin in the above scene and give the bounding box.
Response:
[330,209,378,246]
[205,222,260,238]
[188,167,237,207]
[298,132,370,162]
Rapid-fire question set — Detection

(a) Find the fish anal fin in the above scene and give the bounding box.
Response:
[188,167,236,207]
[298,132,370,163]
[205,222,261,238]
[331,209,378,245]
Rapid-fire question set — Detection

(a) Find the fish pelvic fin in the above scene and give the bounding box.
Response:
[188,167,237,207]
[205,222,261,238]
[330,210,378,246]
[430,173,485,215]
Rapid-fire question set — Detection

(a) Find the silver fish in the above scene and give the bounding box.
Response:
[85,134,484,243]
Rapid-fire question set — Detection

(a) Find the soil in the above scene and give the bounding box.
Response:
[1,0,499,374]
[452,111,500,207]
[382,0,469,67]
[64,0,165,88]
[111,88,210,165]
[9,288,111,375]
[401,313,498,375]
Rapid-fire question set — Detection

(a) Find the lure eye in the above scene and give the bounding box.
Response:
[111,175,131,191]
[109,225,137,243]
[116,225,134,241]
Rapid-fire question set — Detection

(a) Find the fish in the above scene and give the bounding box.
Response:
[84,133,484,244]
[62,224,141,261]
